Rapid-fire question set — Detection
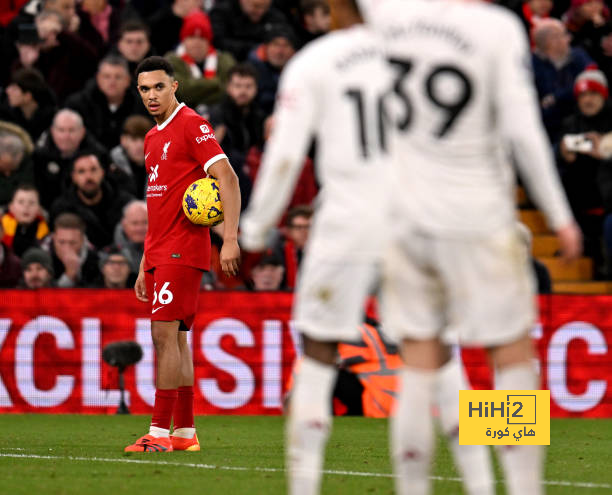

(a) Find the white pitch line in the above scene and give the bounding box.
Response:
[0,453,610,490]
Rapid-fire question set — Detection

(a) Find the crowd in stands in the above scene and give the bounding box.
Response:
[1,0,612,289]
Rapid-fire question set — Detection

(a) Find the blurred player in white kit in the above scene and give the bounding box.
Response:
[240,0,393,493]
[365,0,583,494]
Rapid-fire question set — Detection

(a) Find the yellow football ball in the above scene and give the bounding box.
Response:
[182,177,224,226]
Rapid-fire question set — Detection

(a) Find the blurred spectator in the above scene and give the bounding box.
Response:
[0,121,34,207]
[246,115,319,211]
[50,152,133,249]
[271,204,312,289]
[249,251,285,290]
[65,55,147,150]
[20,246,54,288]
[112,20,155,81]
[210,0,289,61]
[13,9,98,103]
[167,10,236,112]
[113,199,147,274]
[557,69,612,277]
[0,67,57,141]
[109,115,151,198]
[33,108,108,209]
[78,0,121,48]
[44,211,99,287]
[0,222,22,288]
[93,245,133,288]
[514,0,552,44]
[295,0,330,47]
[248,23,296,115]
[564,0,609,50]
[1,184,49,257]
[148,0,201,57]
[532,18,594,140]
[208,63,265,207]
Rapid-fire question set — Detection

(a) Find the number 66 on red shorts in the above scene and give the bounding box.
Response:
[144,264,204,330]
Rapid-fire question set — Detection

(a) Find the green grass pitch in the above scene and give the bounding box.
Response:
[0,415,610,494]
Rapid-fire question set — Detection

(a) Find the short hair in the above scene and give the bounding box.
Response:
[122,115,152,138]
[10,68,52,104]
[119,19,151,40]
[71,150,102,172]
[122,199,147,218]
[301,0,330,15]
[35,9,62,24]
[11,183,39,202]
[228,63,258,83]
[135,56,174,78]
[533,19,564,52]
[98,54,130,74]
[285,205,313,226]
[0,132,26,160]
[54,212,86,232]
[52,108,84,129]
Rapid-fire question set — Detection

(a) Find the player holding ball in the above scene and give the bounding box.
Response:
[125,56,240,453]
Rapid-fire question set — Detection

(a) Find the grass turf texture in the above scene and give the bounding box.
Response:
[0,415,610,494]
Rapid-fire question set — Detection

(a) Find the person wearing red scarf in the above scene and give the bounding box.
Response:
[166,10,236,111]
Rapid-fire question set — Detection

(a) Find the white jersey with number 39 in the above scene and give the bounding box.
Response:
[241,25,392,259]
[369,0,573,236]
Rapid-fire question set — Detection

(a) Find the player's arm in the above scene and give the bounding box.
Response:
[208,158,241,276]
[240,54,319,251]
[494,15,582,261]
[134,254,148,302]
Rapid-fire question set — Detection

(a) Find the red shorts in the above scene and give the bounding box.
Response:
[145,264,204,330]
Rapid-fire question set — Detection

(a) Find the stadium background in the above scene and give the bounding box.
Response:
[0,290,610,418]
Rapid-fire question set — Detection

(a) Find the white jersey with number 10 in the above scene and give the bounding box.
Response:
[241,25,392,259]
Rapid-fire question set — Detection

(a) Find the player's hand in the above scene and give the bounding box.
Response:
[556,222,583,263]
[134,270,148,302]
[220,239,240,276]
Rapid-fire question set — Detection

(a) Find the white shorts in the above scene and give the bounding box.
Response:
[293,254,380,342]
[381,225,536,347]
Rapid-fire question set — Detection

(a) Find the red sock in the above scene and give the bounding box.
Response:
[173,385,195,429]
[151,389,178,430]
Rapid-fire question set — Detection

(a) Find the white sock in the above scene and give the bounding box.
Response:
[148,426,170,438]
[172,427,196,438]
[391,367,436,495]
[495,363,544,495]
[435,358,495,495]
[287,357,337,495]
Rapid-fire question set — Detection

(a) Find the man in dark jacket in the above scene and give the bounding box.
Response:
[208,63,265,207]
[33,108,108,209]
[210,0,288,61]
[50,152,133,249]
[65,55,148,150]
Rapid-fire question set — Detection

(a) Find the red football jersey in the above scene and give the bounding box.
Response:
[144,103,227,271]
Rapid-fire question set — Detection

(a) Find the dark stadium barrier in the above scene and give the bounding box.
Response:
[0,291,610,417]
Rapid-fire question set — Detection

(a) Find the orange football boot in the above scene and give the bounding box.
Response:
[170,433,200,451]
[124,434,173,452]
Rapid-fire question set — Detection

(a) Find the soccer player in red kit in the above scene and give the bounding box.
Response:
[125,56,241,452]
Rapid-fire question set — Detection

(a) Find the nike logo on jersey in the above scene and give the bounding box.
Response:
[152,306,163,313]
[162,141,171,160]
[149,164,159,182]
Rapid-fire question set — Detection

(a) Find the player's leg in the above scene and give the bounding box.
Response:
[488,336,543,495]
[287,257,376,495]
[125,319,180,452]
[434,351,495,495]
[382,235,441,495]
[171,329,200,451]
[445,226,541,495]
[287,336,337,495]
